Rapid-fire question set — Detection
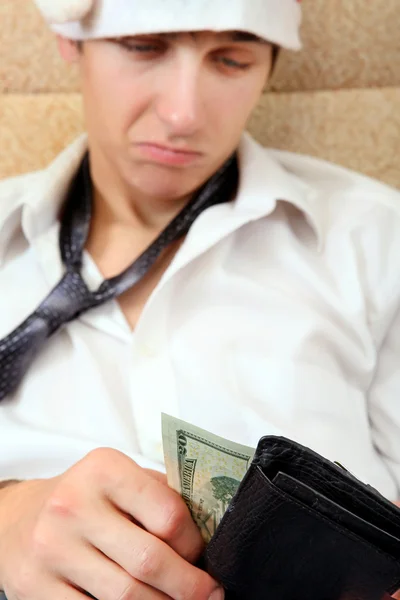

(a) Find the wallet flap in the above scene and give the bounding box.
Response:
[255,437,400,541]
[273,471,400,557]
[205,464,400,599]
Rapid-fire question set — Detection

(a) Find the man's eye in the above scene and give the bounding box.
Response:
[217,57,251,71]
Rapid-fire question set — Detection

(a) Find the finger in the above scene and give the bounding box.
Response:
[85,509,221,600]
[145,469,168,486]
[9,577,91,600]
[103,463,203,563]
[55,541,169,600]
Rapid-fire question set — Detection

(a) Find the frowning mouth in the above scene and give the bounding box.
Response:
[135,142,203,166]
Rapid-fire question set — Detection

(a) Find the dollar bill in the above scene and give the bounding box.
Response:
[162,413,255,543]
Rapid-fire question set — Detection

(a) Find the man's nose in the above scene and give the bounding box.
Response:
[156,65,206,137]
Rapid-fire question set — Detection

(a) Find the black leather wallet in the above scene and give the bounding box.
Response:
[203,436,400,600]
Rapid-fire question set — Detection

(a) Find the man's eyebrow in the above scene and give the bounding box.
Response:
[226,31,266,44]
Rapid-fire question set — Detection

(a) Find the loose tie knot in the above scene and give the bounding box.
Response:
[0,151,239,402]
[36,270,93,334]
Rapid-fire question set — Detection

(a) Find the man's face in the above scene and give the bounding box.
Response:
[58,31,272,202]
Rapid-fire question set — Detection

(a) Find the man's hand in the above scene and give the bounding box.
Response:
[0,448,224,600]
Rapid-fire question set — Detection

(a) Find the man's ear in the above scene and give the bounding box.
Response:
[56,35,81,63]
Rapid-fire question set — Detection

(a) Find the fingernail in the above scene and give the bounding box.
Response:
[209,587,225,600]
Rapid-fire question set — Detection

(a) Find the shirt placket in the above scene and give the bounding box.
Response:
[128,279,180,465]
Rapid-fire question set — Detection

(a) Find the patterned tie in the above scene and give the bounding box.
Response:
[0,152,239,402]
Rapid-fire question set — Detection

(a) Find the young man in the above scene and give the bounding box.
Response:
[0,0,399,598]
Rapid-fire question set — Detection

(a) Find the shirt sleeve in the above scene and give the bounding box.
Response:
[368,304,400,500]
[0,409,165,481]
[353,197,400,501]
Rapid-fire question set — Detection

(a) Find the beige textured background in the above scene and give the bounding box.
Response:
[0,0,399,187]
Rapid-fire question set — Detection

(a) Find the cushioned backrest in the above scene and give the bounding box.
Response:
[0,0,399,188]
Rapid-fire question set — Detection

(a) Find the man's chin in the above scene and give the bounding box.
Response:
[123,165,207,201]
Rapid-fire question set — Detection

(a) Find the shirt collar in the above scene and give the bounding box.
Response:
[236,133,325,245]
[0,132,324,267]
[22,134,89,243]
[0,134,88,265]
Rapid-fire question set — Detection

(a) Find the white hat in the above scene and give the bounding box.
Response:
[34,0,302,51]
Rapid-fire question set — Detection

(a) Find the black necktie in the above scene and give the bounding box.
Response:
[0,152,239,402]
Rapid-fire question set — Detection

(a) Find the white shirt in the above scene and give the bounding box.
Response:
[1,133,400,500]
